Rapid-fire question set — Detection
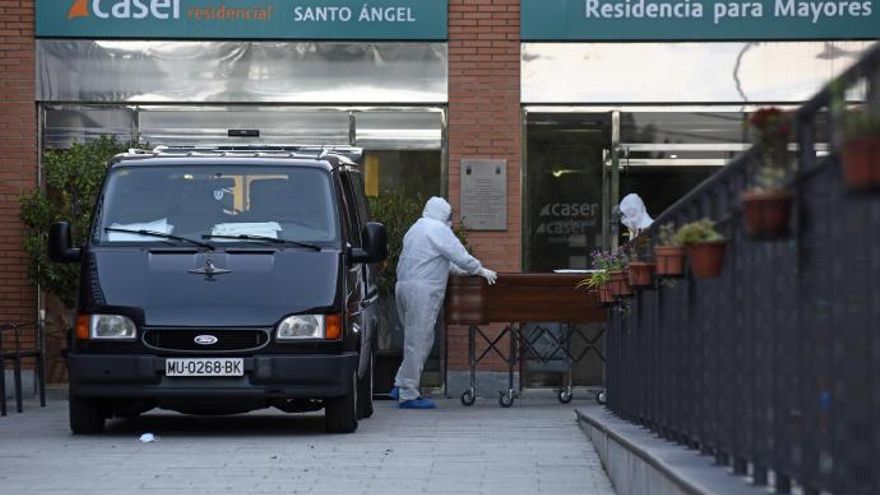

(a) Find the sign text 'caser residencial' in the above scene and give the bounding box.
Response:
[36,0,448,40]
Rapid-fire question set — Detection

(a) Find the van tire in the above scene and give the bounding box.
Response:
[69,396,105,434]
[324,370,358,433]
[357,350,374,419]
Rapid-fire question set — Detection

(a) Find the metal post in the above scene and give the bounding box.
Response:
[38,318,46,408]
[13,325,23,413]
[776,473,791,494]
[468,325,476,397]
[754,465,768,486]
[0,326,6,416]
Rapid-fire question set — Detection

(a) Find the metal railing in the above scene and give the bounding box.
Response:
[605,42,880,495]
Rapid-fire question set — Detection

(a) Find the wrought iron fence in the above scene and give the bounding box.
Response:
[605,42,880,495]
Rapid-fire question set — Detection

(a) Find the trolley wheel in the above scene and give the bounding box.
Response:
[558,389,573,404]
[596,389,607,405]
[460,389,476,406]
[498,390,515,408]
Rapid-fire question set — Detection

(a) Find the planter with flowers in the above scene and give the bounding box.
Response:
[675,219,727,279]
[840,110,880,190]
[653,223,685,277]
[579,248,630,303]
[578,270,614,305]
[742,107,793,239]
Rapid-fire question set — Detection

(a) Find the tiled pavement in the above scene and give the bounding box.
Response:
[0,395,616,495]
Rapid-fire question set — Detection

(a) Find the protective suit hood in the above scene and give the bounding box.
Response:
[620,193,654,232]
[422,196,452,223]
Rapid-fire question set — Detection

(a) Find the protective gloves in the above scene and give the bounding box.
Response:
[478,268,498,285]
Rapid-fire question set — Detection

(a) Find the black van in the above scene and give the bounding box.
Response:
[49,146,387,434]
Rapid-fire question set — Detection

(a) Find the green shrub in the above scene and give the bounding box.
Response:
[657,223,679,246]
[674,219,724,246]
[368,191,470,297]
[19,137,137,308]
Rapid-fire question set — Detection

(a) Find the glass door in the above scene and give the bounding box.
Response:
[523,111,614,272]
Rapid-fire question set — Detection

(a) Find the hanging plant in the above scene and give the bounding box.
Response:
[840,110,880,190]
[675,219,727,279]
[653,223,685,277]
[742,107,794,239]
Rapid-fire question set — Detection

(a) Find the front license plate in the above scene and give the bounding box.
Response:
[165,358,244,377]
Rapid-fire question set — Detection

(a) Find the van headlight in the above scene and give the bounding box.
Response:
[276,314,342,340]
[89,314,137,340]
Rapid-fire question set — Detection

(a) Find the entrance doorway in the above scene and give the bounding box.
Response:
[525,106,771,265]
[522,106,766,389]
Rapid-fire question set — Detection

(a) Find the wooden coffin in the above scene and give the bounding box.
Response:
[446,273,604,325]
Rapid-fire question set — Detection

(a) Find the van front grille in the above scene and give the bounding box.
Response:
[143,329,270,352]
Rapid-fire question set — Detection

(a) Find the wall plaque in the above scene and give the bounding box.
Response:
[460,159,507,231]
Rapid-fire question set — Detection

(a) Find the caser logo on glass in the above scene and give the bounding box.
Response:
[68,0,181,19]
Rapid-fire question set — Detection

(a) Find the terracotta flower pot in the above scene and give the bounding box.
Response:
[609,270,633,298]
[687,241,727,279]
[654,245,685,277]
[598,285,615,305]
[741,189,793,239]
[627,261,655,288]
[841,135,880,190]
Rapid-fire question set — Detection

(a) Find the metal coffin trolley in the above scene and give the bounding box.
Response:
[446,274,606,407]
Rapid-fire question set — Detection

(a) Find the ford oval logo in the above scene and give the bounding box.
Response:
[194,335,218,346]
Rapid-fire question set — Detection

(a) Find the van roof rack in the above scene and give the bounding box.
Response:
[118,145,363,164]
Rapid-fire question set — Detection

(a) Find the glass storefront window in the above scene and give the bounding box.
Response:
[522,41,872,104]
[363,150,442,200]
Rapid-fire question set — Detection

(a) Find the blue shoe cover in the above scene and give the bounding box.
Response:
[389,387,399,400]
[399,397,437,409]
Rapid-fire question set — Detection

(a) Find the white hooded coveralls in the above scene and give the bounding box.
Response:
[619,193,654,238]
[394,197,483,401]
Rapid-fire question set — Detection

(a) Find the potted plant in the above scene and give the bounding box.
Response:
[742,107,793,239]
[653,223,685,277]
[602,248,633,298]
[840,110,880,190]
[674,219,727,279]
[578,270,614,305]
[626,235,655,288]
[579,249,629,301]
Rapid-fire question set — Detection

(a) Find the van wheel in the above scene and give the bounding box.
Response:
[357,350,374,419]
[69,396,105,434]
[325,370,358,433]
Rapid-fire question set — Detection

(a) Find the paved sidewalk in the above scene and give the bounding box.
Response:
[0,396,615,495]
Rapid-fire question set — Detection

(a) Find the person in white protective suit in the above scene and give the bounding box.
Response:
[619,193,654,239]
[390,197,497,409]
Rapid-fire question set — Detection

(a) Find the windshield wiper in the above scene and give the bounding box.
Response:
[202,234,322,251]
[104,227,215,250]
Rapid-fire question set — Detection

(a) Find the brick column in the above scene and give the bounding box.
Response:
[446,0,521,390]
[0,1,37,346]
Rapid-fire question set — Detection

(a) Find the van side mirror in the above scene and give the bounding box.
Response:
[48,222,82,263]
[350,222,387,263]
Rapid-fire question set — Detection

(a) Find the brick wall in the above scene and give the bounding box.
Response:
[0,0,37,353]
[447,0,521,372]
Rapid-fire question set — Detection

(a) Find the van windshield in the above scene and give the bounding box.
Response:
[95,165,339,247]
